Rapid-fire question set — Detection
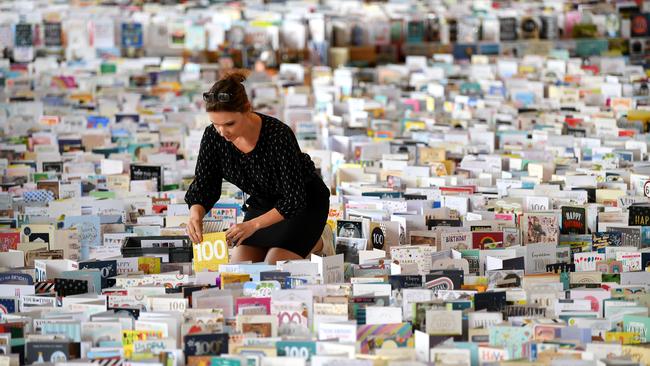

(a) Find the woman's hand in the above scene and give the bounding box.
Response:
[187,205,206,243]
[225,221,259,247]
[187,217,203,243]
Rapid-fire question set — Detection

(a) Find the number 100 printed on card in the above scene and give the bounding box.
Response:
[193,232,229,272]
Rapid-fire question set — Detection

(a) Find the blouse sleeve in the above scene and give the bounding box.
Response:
[184,126,222,212]
[273,127,307,219]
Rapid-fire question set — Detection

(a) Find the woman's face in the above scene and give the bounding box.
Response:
[208,111,247,142]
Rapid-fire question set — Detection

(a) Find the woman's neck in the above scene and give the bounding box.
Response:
[241,111,262,142]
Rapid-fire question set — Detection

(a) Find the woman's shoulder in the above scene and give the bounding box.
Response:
[202,125,230,151]
[256,112,293,137]
[203,124,224,143]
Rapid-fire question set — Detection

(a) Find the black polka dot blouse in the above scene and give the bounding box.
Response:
[184,112,319,219]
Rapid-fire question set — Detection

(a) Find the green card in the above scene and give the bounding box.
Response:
[90,191,116,199]
[276,340,316,360]
[100,63,116,74]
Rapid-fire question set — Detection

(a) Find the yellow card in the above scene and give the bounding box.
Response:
[221,272,251,290]
[426,96,435,112]
[628,110,650,122]
[138,257,161,274]
[606,331,641,345]
[122,330,162,359]
[404,120,425,132]
[193,232,229,272]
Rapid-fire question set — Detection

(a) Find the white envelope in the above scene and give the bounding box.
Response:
[100,159,124,175]
[0,251,25,268]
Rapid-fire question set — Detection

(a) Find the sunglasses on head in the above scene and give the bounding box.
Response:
[203,92,231,103]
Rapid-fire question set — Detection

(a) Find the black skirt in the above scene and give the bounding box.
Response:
[240,177,330,258]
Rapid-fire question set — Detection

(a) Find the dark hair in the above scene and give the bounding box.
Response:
[203,70,250,113]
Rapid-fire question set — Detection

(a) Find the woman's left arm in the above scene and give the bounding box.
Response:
[249,208,284,230]
[226,208,283,246]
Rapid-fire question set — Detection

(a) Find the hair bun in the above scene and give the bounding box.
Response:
[206,69,251,113]
[221,70,248,84]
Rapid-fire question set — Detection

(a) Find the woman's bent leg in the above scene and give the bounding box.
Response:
[265,247,303,264]
[230,244,268,263]
[309,238,324,256]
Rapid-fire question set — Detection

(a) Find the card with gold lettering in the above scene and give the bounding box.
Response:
[629,204,650,226]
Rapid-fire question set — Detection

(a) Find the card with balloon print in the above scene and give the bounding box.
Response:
[574,252,604,272]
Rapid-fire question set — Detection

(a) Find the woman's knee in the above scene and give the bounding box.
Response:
[230,244,268,263]
[264,247,303,264]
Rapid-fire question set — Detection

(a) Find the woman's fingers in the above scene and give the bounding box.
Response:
[190,226,198,243]
[226,224,252,246]
[196,222,203,242]
[188,220,203,243]
[226,226,238,240]
[226,230,240,246]
[186,223,194,241]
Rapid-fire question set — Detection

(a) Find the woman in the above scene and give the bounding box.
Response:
[185,71,330,264]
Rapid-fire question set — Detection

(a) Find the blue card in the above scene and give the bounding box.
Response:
[63,215,101,260]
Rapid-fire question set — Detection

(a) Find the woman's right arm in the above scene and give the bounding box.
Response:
[185,126,223,243]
